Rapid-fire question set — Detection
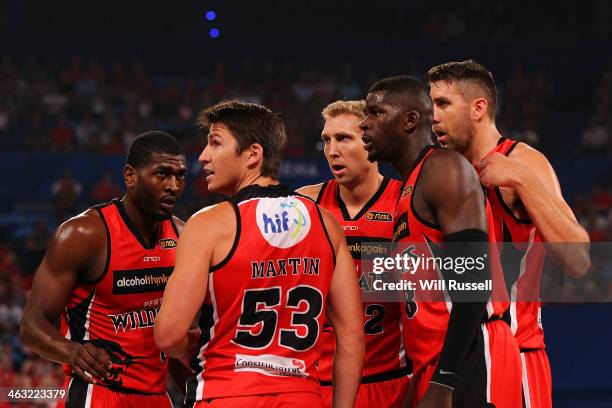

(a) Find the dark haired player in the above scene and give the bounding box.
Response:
[155,101,364,408]
[427,59,591,408]
[20,131,187,407]
[360,76,521,407]
[298,100,409,408]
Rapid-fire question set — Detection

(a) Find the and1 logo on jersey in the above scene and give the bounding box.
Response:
[256,197,311,249]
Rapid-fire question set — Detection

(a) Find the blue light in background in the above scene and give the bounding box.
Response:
[209,28,220,38]
[205,10,216,21]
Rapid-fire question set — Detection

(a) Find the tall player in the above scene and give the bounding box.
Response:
[427,60,591,408]
[20,131,187,407]
[360,76,521,408]
[154,101,364,408]
[297,100,409,407]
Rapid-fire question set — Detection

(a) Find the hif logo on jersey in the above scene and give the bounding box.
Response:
[256,196,310,248]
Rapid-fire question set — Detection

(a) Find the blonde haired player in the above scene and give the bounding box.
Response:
[298,100,410,408]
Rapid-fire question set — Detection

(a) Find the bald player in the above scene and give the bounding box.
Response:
[298,100,409,408]
[427,60,591,408]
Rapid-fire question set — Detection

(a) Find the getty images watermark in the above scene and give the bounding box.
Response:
[355,241,608,303]
[370,250,491,292]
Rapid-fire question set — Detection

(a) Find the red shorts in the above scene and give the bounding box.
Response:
[56,377,171,408]
[520,349,552,408]
[193,392,322,408]
[410,320,521,408]
[320,375,410,408]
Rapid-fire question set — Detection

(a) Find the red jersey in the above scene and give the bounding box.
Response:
[186,185,336,403]
[393,146,509,373]
[316,177,409,384]
[483,138,546,350]
[60,199,179,394]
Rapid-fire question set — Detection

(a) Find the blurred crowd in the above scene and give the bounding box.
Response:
[1,55,609,157]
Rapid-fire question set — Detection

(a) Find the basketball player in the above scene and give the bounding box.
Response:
[427,60,591,408]
[20,131,188,407]
[360,76,521,408]
[154,101,364,408]
[297,100,409,408]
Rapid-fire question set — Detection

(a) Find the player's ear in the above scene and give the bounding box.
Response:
[245,143,264,171]
[472,98,488,121]
[124,164,137,188]
[402,110,420,133]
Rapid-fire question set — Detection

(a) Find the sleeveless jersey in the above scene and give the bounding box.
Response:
[186,185,336,403]
[482,138,546,350]
[60,199,179,394]
[316,177,409,384]
[393,146,510,373]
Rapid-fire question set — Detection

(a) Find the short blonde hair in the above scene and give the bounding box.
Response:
[321,100,366,121]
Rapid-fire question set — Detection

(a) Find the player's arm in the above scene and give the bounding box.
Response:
[321,208,364,408]
[477,145,590,277]
[296,183,324,202]
[167,215,195,396]
[155,204,229,360]
[418,151,492,407]
[19,211,113,383]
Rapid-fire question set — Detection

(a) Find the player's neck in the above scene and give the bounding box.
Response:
[467,123,502,165]
[234,172,278,195]
[393,133,432,181]
[338,171,383,213]
[121,196,160,247]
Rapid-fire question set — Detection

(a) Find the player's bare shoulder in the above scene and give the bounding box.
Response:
[422,148,480,194]
[507,141,552,170]
[53,208,107,253]
[296,183,325,202]
[188,201,236,240]
[45,208,109,281]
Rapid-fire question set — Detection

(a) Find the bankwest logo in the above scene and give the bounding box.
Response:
[365,211,393,222]
[235,354,308,378]
[112,267,173,295]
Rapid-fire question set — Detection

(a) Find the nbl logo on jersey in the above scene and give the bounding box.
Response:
[365,211,393,222]
[256,196,310,249]
[159,238,177,250]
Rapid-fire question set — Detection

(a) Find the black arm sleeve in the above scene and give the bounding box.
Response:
[430,229,492,389]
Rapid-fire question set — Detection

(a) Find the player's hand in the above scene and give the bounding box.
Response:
[475,152,524,189]
[416,383,452,408]
[68,342,113,384]
[178,329,201,369]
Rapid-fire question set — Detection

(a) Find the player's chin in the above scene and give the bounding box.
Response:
[366,149,381,163]
[153,210,172,221]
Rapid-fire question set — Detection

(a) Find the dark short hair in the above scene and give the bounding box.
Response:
[197,100,287,179]
[427,60,497,118]
[126,131,185,168]
[368,75,433,117]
